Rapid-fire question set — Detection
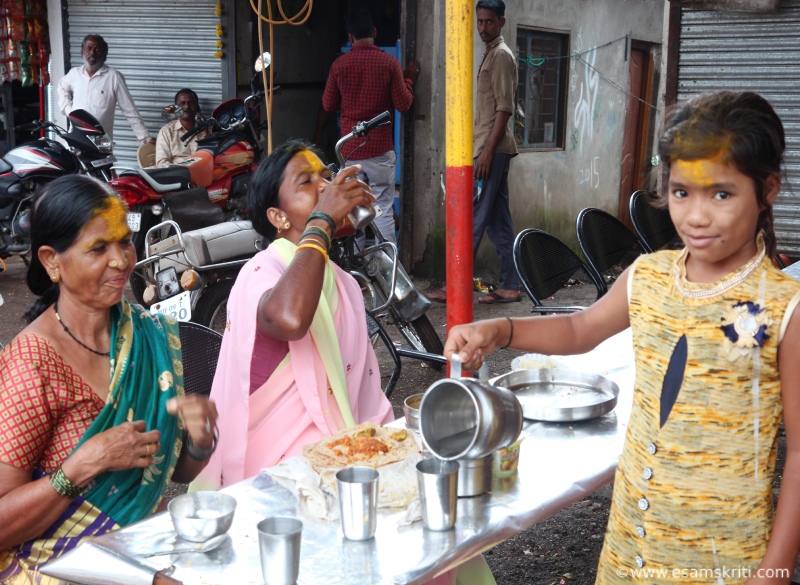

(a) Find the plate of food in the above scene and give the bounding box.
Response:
[510,353,569,372]
[302,422,422,509]
[492,367,619,422]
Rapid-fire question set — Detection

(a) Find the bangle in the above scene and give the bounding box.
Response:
[301,226,331,249]
[296,242,329,262]
[499,316,514,349]
[50,465,85,499]
[306,212,336,236]
[185,424,219,461]
[300,234,328,250]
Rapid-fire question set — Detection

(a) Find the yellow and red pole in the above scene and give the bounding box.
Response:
[445,0,474,334]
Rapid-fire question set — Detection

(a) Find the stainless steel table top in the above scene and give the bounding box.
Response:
[43,330,635,585]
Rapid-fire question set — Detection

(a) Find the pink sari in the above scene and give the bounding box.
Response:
[192,239,393,490]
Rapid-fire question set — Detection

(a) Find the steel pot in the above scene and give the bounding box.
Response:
[419,356,523,461]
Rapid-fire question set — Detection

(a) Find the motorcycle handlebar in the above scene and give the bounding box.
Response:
[15,120,49,132]
[180,117,215,143]
[334,110,392,168]
[359,111,391,134]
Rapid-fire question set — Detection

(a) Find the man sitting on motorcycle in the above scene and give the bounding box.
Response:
[155,88,209,166]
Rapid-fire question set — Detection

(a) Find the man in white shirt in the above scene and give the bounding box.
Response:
[57,34,153,145]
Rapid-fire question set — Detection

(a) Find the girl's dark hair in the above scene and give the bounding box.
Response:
[657,91,785,258]
[24,175,120,323]
[247,139,322,241]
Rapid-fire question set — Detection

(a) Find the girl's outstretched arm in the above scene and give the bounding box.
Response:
[751,301,800,585]
[444,265,631,371]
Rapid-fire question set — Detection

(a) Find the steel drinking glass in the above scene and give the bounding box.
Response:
[336,466,379,541]
[416,458,459,530]
[257,516,303,585]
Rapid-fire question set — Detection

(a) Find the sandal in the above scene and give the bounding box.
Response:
[426,288,447,303]
[478,291,521,305]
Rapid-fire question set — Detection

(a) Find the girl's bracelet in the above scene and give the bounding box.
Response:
[185,424,219,461]
[296,241,329,262]
[50,464,85,499]
[306,212,336,236]
[301,226,331,249]
[499,316,514,349]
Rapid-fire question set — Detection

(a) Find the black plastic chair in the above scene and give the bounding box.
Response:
[576,208,644,295]
[178,321,223,397]
[628,190,679,253]
[513,228,603,313]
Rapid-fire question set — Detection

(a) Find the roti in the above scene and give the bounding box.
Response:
[302,421,419,471]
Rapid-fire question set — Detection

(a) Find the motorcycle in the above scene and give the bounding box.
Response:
[0,109,115,262]
[110,75,267,260]
[328,111,443,356]
[131,108,442,357]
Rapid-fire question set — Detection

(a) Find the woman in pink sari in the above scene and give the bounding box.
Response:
[193,140,394,490]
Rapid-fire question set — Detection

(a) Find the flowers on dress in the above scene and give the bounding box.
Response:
[720,301,772,362]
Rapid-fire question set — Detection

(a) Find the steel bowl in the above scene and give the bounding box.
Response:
[168,491,237,542]
[403,393,424,433]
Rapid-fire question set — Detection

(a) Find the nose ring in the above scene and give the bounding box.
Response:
[109,260,118,268]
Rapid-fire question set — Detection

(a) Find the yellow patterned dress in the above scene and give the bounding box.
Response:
[596,241,800,585]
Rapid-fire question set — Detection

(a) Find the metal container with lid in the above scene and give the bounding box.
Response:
[419,356,523,496]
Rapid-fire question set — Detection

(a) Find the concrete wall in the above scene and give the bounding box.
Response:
[411,0,666,280]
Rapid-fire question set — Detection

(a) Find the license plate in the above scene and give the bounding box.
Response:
[150,291,192,322]
[91,154,117,167]
[127,212,141,232]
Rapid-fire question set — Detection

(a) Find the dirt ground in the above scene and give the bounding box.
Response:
[1,257,798,584]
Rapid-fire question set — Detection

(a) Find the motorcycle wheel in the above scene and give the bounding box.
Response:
[193,280,234,334]
[394,311,445,363]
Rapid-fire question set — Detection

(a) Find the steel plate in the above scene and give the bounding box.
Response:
[492,368,619,422]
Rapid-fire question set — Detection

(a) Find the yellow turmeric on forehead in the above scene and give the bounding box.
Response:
[673,153,728,187]
[299,149,325,173]
[82,198,129,251]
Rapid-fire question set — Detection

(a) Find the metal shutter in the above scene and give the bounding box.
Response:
[65,0,225,167]
[678,1,800,255]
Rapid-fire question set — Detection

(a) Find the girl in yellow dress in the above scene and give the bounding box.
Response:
[444,91,800,585]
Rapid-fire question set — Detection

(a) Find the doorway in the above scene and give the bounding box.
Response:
[618,41,658,229]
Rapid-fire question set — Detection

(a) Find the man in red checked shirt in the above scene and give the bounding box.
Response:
[315,8,420,244]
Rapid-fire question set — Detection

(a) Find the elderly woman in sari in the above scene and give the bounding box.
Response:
[0,176,218,583]
[193,140,393,490]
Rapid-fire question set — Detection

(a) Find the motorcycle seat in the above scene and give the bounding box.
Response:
[116,166,191,193]
[151,220,260,273]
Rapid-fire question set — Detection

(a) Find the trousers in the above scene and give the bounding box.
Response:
[473,153,518,290]
[345,150,397,244]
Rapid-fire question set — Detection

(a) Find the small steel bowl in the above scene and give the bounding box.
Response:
[168,492,237,542]
[404,393,424,432]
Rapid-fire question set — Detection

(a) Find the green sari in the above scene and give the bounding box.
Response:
[0,299,185,584]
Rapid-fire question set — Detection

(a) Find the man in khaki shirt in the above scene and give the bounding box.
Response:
[473,0,519,303]
[428,0,519,304]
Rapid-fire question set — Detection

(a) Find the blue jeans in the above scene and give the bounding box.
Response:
[473,153,518,290]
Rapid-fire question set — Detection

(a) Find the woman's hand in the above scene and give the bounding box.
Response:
[64,421,161,485]
[313,165,376,230]
[167,396,218,449]
[443,319,508,371]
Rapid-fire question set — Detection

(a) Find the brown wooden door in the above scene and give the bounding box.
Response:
[618,43,655,229]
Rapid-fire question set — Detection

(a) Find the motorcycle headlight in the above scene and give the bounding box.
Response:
[91,135,113,153]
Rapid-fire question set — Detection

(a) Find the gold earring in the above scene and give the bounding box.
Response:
[50,270,60,283]
[283,220,291,230]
